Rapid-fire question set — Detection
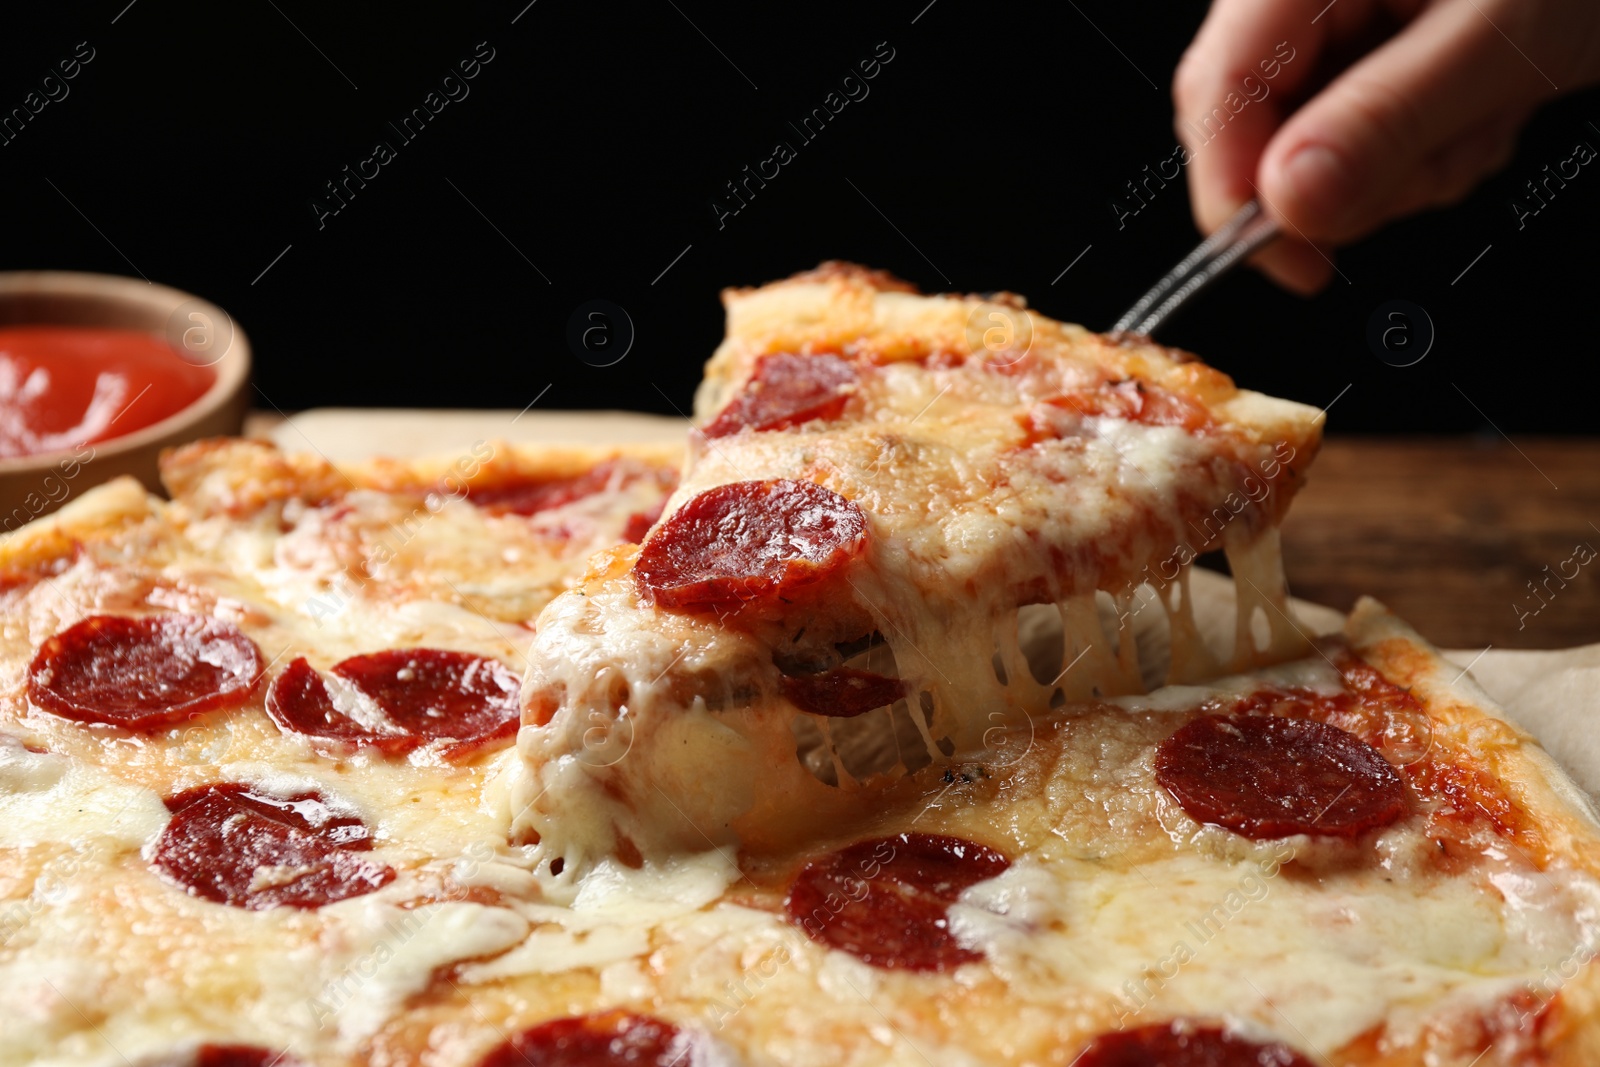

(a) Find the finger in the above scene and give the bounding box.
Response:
[1173,0,1337,235]
[1253,103,1522,295]
[1257,0,1556,243]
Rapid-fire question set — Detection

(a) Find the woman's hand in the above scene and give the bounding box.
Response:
[1174,0,1600,292]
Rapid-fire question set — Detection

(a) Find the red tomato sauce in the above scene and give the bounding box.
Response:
[0,326,215,458]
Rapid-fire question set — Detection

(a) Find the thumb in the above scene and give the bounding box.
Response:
[1257,0,1557,244]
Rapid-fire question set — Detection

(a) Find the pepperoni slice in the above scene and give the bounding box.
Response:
[467,460,626,517]
[1075,1022,1314,1066]
[1060,379,1211,428]
[195,1046,304,1067]
[785,832,1009,971]
[28,614,264,731]
[152,783,394,910]
[1027,380,1211,441]
[635,480,868,613]
[1155,713,1408,840]
[265,658,370,747]
[779,667,905,717]
[265,650,520,757]
[478,1011,694,1067]
[468,460,678,520]
[702,352,857,438]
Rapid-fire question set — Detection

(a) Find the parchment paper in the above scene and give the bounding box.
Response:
[266,409,1600,798]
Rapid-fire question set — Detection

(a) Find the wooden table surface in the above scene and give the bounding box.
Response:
[1279,437,1600,651]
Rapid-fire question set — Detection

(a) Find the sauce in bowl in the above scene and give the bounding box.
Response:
[0,326,215,459]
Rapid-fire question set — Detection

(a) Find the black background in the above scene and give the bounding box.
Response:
[3,0,1596,432]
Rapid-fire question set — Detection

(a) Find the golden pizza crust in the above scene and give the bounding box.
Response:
[161,436,682,517]
[0,474,163,572]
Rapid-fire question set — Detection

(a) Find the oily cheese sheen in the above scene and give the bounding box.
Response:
[1,267,1600,1067]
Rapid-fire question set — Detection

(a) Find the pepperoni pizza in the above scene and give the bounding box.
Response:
[2,265,1600,1067]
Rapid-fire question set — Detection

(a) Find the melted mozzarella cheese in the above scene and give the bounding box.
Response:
[170,440,679,645]
[0,730,747,1065]
[0,856,537,1066]
[0,485,1597,1067]
[0,735,541,1067]
[460,850,738,981]
[0,735,168,849]
[949,847,1600,1055]
[511,273,1321,885]
[316,898,531,1043]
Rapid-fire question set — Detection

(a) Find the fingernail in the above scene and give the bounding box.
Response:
[1281,145,1357,224]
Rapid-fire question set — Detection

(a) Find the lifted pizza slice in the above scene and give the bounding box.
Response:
[511,264,1325,885]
